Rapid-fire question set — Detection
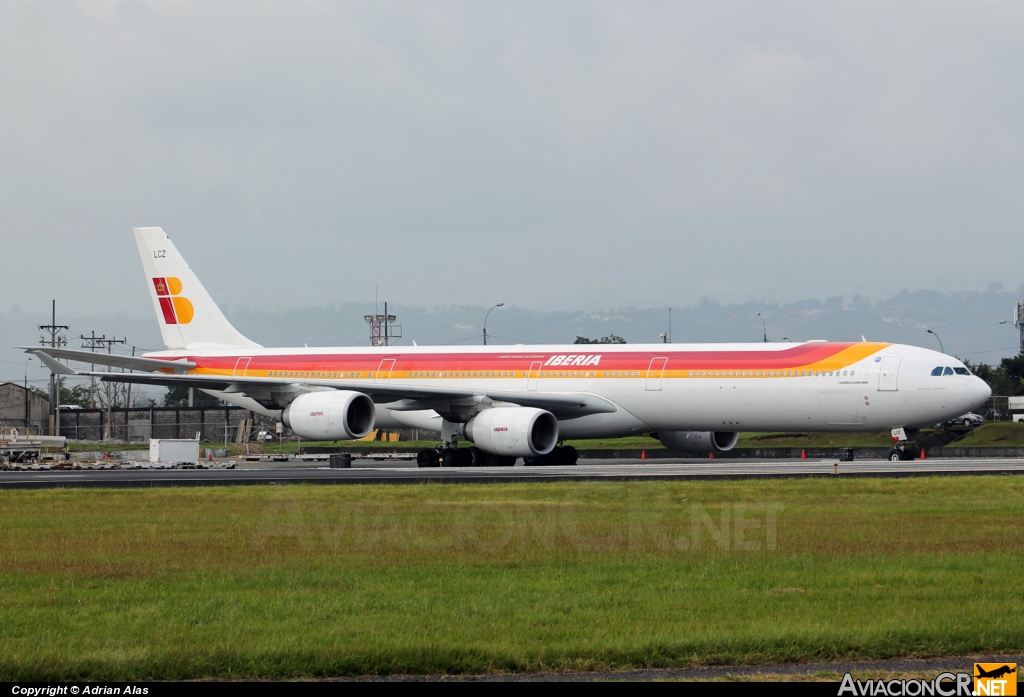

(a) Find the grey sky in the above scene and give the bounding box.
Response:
[1,1,1023,320]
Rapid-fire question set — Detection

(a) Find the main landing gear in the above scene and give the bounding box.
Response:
[416,444,516,468]
[524,445,578,467]
[415,443,578,468]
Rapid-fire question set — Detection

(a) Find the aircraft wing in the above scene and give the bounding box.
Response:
[96,372,615,418]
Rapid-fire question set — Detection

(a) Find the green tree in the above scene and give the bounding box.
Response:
[59,384,91,407]
[574,334,626,344]
[163,385,221,407]
[963,358,1024,397]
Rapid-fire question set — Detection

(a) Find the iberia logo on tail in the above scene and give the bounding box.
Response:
[152,277,194,325]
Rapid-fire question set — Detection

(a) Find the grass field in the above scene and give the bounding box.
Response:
[2,476,1023,680]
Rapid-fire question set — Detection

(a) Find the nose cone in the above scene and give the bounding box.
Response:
[969,377,992,408]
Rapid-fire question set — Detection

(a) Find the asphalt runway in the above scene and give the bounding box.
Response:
[2,456,1024,488]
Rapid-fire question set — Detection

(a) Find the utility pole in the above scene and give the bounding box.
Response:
[125,346,135,410]
[80,331,106,409]
[38,300,69,436]
[82,332,125,439]
[24,357,31,434]
[669,307,672,344]
[101,336,125,440]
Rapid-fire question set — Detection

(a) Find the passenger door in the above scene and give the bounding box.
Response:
[878,356,901,392]
[232,357,251,377]
[646,357,668,391]
[376,358,396,383]
[527,362,542,391]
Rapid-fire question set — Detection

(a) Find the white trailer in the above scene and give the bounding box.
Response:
[149,439,199,465]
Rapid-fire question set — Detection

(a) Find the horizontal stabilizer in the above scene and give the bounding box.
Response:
[21,347,196,373]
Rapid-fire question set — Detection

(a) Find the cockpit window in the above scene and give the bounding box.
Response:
[954,367,971,375]
[943,367,955,376]
[931,367,943,376]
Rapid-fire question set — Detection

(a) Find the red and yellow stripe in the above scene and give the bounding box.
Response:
[151,342,887,381]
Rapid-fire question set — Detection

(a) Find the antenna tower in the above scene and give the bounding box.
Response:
[364,302,401,347]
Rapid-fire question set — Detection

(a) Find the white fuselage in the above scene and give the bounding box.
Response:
[144,341,991,439]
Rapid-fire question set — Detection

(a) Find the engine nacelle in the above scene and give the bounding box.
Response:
[656,431,740,454]
[281,391,375,440]
[464,407,558,457]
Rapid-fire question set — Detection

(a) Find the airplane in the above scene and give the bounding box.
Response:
[975,665,1016,680]
[23,227,991,467]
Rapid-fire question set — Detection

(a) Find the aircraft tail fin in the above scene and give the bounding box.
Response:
[133,227,261,351]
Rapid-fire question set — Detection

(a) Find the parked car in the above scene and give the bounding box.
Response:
[944,413,984,428]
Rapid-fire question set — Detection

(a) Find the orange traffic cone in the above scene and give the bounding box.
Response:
[801,449,806,460]
[208,451,213,461]
[103,452,108,461]
[641,450,646,460]
[920,449,926,460]
[709,452,714,459]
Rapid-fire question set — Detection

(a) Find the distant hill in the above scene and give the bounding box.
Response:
[224,288,1021,361]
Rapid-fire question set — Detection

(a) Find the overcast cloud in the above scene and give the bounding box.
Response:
[1,1,1023,319]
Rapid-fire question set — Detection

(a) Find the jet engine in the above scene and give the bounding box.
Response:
[656,431,740,454]
[463,407,558,457]
[280,391,375,440]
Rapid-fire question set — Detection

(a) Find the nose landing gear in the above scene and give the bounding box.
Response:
[887,427,921,462]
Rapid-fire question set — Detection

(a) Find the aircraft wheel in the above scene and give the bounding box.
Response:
[888,449,904,462]
[440,450,459,467]
[466,448,485,467]
[417,449,439,468]
[496,456,517,467]
[559,445,578,466]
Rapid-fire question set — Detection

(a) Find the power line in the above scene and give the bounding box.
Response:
[955,346,1020,356]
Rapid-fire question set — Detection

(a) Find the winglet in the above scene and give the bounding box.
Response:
[29,350,79,376]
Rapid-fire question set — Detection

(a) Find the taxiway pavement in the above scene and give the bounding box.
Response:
[1,457,1023,488]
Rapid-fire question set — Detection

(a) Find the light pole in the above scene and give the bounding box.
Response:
[483,303,504,345]
[926,329,944,354]
[757,313,767,343]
